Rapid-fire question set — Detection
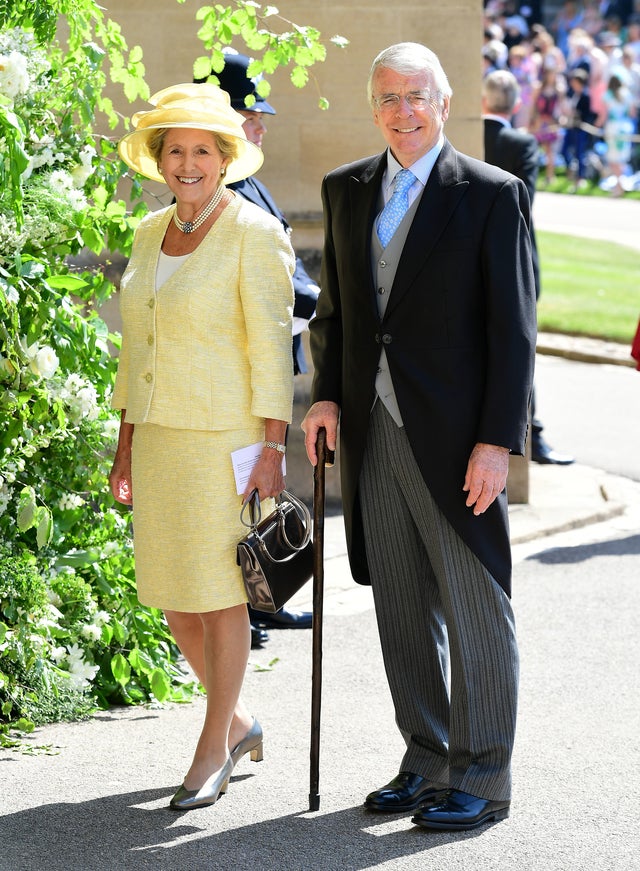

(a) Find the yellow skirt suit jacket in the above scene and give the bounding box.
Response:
[112,194,295,612]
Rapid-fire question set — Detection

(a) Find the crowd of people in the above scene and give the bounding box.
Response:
[483,1,640,194]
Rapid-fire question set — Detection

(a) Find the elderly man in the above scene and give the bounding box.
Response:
[302,43,536,831]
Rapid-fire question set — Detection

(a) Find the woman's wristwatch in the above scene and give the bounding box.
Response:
[264,441,286,454]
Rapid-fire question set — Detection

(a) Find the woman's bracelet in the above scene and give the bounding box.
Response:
[264,441,286,454]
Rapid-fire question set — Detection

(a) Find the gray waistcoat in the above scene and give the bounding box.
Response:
[371,194,423,426]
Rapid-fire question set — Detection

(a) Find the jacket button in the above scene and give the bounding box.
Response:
[378,287,386,294]
[379,260,387,268]
[147,298,155,308]
[382,333,392,345]
[147,334,154,345]
[145,373,153,383]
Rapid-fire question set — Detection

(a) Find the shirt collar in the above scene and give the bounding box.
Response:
[383,137,445,195]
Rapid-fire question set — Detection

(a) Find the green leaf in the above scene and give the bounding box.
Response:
[128,646,154,675]
[17,487,37,532]
[290,66,309,88]
[46,275,89,291]
[36,507,53,549]
[150,668,171,702]
[193,55,212,80]
[110,652,131,687]
[112,618,127,645]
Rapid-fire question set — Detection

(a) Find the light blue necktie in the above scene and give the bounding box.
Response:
[377,169,416,249]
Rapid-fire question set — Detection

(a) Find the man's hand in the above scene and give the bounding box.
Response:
[463,442,510,515]
[301,401,339,465]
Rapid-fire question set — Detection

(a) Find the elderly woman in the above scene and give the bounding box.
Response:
[109,84,295,810]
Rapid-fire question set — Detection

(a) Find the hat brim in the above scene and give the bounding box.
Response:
[231,98,277,116]
[118,122,264,184]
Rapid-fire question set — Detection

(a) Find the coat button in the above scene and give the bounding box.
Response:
[147,334,154,345]
[378,287,386,294]
[382,333,392,345]
[379,260,387,268]
[145,373,153,383]
[148,298,155,308]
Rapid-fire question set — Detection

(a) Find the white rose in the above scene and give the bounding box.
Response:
[0,51,30,99]
[32,345,59,379]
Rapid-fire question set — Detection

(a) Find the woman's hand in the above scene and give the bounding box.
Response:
[243,418,288,502]
[243,447,285,503]
[109,449,133,505]
[109,413,134,505]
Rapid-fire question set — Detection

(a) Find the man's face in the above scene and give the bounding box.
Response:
[371,66,449,167]
[240,110,268,149]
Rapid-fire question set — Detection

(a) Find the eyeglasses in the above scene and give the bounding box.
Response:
[372,90,438,111]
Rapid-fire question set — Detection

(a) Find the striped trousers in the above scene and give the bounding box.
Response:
[359,402,519,801]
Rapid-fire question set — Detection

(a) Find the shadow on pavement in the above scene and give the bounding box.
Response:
[525,533,640,565]
[2,787,495,871]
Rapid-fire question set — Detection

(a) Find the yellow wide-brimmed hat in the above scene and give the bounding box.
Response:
[118,83,264,184]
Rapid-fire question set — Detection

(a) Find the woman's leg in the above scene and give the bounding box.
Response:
[165,605,252,788]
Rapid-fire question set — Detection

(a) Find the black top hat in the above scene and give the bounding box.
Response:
[214,51,276,115]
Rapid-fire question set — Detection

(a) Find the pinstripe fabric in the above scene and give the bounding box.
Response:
[359,403,519,801]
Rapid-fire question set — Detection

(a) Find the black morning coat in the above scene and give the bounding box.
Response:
[309,139,537,597]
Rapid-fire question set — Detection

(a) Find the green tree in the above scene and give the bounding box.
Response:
[0,0,345,742]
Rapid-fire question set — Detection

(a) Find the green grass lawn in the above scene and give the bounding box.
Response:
[537,231,639,344]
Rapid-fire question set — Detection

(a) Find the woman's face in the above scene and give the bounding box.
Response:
[158,128,227,208]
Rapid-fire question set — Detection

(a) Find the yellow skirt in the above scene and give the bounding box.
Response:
[131,422,269,613]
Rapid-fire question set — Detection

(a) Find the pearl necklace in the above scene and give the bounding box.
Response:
[173,184,225,234]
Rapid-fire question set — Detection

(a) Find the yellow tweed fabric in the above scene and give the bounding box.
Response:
[131,422,274,612]
[111,193,294,612]
[112,194,295,429]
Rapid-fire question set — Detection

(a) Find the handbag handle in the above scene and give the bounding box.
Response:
[240,489,312,558]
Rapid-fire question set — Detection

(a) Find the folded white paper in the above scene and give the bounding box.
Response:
[231,441,286,495]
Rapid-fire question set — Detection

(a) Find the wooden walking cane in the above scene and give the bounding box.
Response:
[309,427,334,811]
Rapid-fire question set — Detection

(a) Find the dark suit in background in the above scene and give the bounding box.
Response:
[483,117,540,295]
[483,69,574,466]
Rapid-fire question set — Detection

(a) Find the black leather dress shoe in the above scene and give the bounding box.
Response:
[531,441,575,465]
[248,607,312,630]
[364,771,446,813]
[411,788,510,830]
[251,624,269,649]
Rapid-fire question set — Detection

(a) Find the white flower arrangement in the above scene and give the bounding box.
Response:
[27,343,60,380]
[0,49,30,100]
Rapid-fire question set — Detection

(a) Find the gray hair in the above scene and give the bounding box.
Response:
[482,69,520,115]
[367,42,453,107]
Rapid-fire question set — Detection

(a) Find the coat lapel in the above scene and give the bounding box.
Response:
[348,154,386,319]
[385,140,469,318]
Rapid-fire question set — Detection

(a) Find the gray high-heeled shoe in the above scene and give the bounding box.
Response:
[230,716,264,766]
[169,755,233,811]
